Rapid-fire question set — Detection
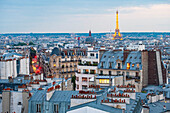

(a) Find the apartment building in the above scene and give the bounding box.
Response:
[0,53,29,79]
[97,49,167,92]
[49,47,86,78]
[76,46,99,90]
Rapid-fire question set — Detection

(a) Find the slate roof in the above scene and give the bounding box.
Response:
[148,102,170,113]
[29,90,78,102]
[68,101,123,113]
[98,50,142,70]
[0,53,23,60]
[0,79,30,84]
[29,90,46,102]
[50,91,78,102]
[51,47,61,56]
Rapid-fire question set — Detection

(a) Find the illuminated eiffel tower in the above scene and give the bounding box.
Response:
[113,11,123,40]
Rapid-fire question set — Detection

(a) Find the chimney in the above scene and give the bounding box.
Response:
[123,50,130,63]
[8,76,13,83]
[46,90,55,101]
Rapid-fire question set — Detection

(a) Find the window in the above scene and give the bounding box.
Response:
[83,69,88,74]
[136,64,139,69]
[104,56,106,58]
[118,63,121,69]
[68,105,70,109]
[54,104,59,113]
[82,77,87,82]
[100,70,103,75]
[99,79,109,84]
[90,70,95,74]
[127,63,130,69]
[101,62,104,68]
[136,72,139,77]
[109,71,111,75]
[82,85,87,89]
[90,53,94,56]
[132,64,135,67]
[53,60,56,63]
[36,104,41,113]
[117,71,120,75]
[109,62,112,68]
[77,85,79,89]
[18,102,22,105]
[96,54,98,58]
[76,77,79,81]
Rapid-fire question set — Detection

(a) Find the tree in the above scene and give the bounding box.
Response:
[29,41,35,45]
[30,47,36,58]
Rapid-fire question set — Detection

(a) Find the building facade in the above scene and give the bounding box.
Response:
[49,47,86,78]
[76,46,99,90]
[0,53,29,79]
[97,49,167,92]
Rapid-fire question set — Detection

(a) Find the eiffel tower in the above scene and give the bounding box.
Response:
[113,11,123,40]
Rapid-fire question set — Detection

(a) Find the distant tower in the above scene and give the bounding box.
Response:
[89,30,91,36]
[78,37,80,47]
[113,11,122,40]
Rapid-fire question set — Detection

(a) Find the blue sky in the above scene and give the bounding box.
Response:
[0,0,170,33]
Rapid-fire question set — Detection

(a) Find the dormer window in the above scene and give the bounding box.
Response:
[127,63,130,69]
[53,60,56,63]
[118,63,121,69]
[101,62,104,68]
[109,71,111,75]
[53,64,56,67]
[136,64,139,69]
[109,62,112,68]
[100,70,103,75]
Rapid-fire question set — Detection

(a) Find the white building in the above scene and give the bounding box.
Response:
[0,53,29,79]
[76,46,99,90]
[126,41,145,51]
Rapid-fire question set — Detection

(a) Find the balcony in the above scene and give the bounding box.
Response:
[126,76,140,82]
[60,70,78,74]
[83,72,89,74]
[78,63,98,66]
[98,74,122,76]
[62,60,78,63]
